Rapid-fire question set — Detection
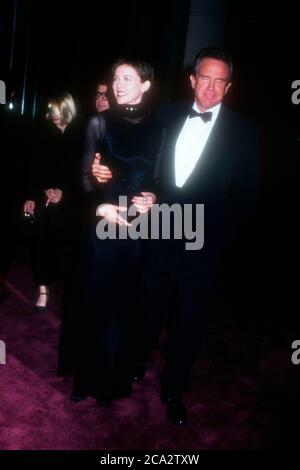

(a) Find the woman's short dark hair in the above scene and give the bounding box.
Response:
[193,47,233,82]
[112,58,154,83]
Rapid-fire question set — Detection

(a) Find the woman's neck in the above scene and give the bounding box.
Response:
[118,102,147,119]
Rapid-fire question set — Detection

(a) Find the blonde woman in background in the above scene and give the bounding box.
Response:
[24,91,82,312]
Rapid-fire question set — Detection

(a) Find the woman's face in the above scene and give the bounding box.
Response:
[112,64,150,105]
[49,106,62,127]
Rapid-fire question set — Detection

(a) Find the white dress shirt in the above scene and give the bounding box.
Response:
[175,102,221,188]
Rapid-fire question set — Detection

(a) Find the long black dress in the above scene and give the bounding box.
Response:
[70,105,164,401]
[26,119,82,286]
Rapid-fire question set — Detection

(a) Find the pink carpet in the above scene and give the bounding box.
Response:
[0,262,298,450]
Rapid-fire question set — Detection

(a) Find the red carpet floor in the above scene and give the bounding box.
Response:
[0,262,298,451]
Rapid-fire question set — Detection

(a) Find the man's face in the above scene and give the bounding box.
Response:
[95,84,109,112]
[190,58,231,111]
[112,64,150,105]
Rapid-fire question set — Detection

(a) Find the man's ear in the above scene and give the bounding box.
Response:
[224,82,232,95]
[142,80,151,93]
[190,74,196,90]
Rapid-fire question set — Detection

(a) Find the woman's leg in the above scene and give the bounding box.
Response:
[31,203,66,309]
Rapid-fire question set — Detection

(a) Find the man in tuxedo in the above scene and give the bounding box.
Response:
[139,47,260,426]
[92,48,259,426]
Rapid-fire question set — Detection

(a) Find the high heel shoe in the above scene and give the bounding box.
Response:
[32,288,49,313]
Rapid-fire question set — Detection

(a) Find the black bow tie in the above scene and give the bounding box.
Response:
[189,109,212,123]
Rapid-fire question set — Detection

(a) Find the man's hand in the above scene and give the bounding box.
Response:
[96,204,132,226]
[44,188,63,206]
[132,192,156,213]
[24,200,36,215]
[92,153,112,183]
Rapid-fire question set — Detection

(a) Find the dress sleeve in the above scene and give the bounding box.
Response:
[81,115,105,205]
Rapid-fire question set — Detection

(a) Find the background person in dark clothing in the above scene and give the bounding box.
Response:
[23,91,81,312]
[94,75,111,114]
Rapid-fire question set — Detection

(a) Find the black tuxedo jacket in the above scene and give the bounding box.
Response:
[156,103,260,251]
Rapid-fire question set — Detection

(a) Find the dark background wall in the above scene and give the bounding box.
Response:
[0,0,190,118]
[1,0,300,126]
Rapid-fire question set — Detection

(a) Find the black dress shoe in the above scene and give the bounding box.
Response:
[161,391,187,426]
[132,363,146,383]
[70,389,88,402]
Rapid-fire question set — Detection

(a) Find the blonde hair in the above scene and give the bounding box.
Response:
[46,91,76,125]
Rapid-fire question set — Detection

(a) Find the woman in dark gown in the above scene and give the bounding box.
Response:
[24,91,81,312]
[69,59,164,406]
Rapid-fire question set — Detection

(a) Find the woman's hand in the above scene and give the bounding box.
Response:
[92,153,113,183]
[44,188,63,206]
[24,200,36,214]
[96,204,131,226]
[132,192,156,213]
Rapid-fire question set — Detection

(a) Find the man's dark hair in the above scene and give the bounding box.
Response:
[193,47,233,82]
[112,58,154,83]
